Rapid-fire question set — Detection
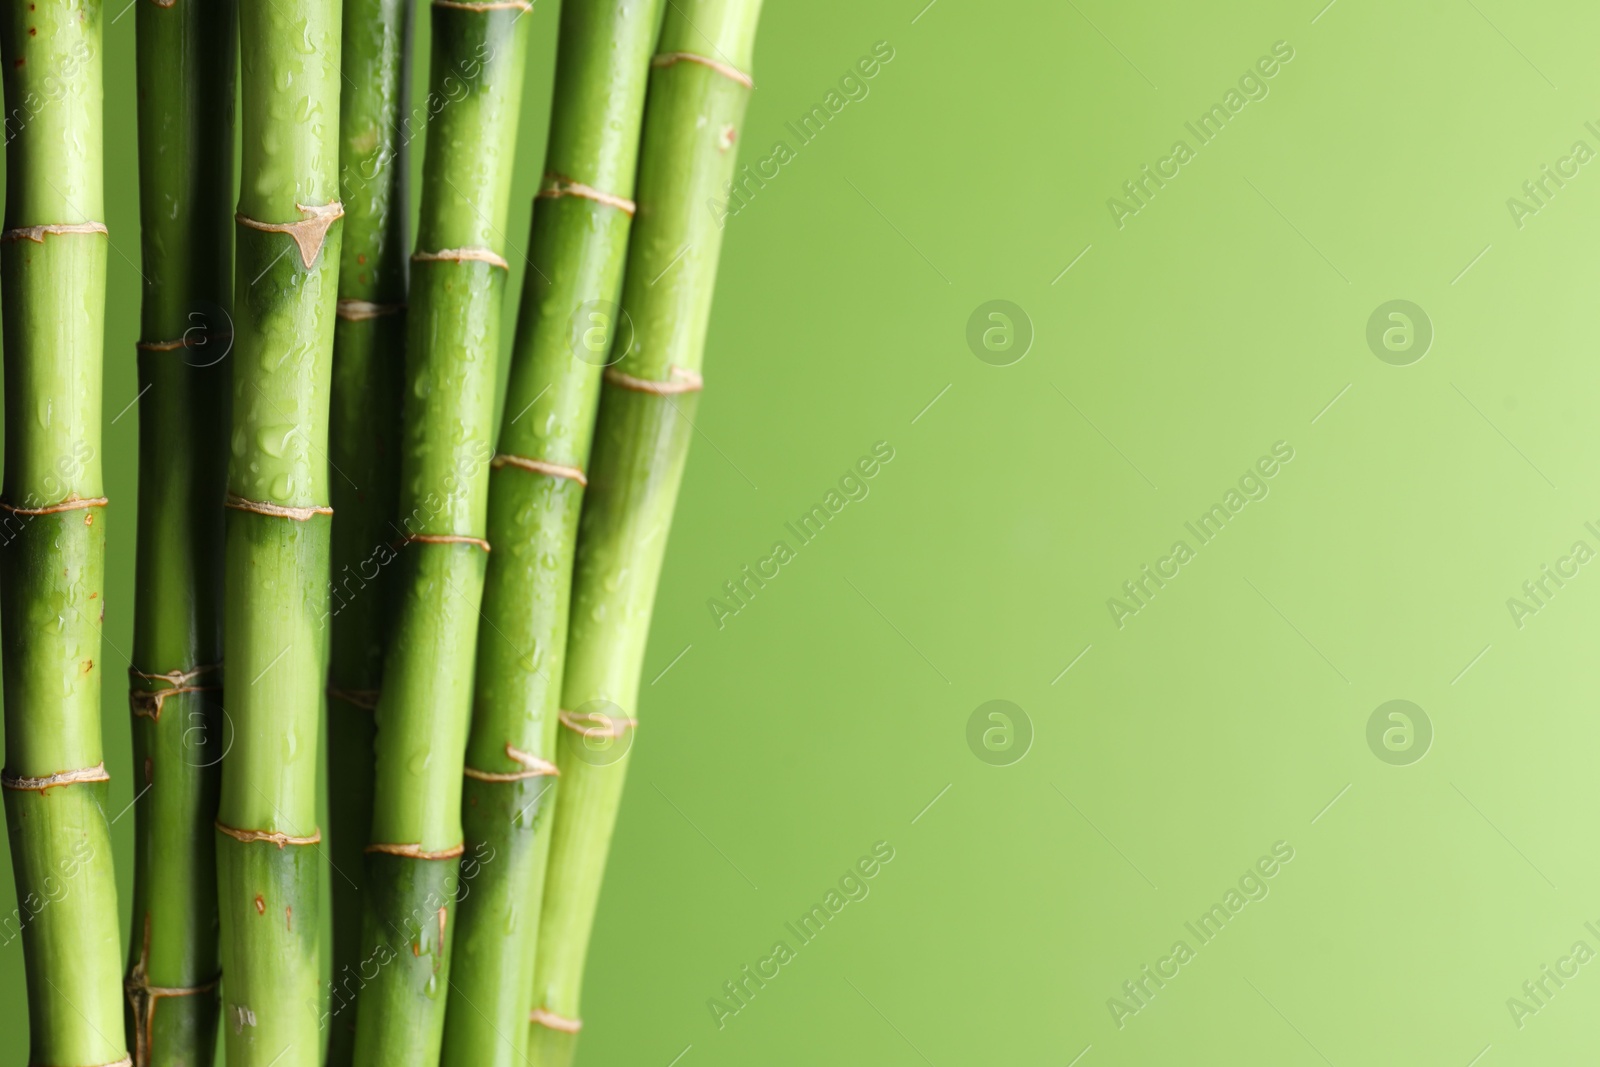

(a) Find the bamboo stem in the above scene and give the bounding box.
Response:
[215,0,343,1063]
[325,1,412,1062]
[528,3,763,1063]
[0,3,126,1065]
[440,1,661,1063]
[350,4,530,1064]
[125,0,237,1062]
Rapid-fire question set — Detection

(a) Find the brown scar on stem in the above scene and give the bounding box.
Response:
[126,913,221,1067]
[0,495,108,516]
[215,820,322,848]
[491,453,587,487]
[363,841,466,860]
[537,173,636,216]
[530,1007,582,1033]
[336,299,406,321]
[2,762,110,791]
[286,905,292,931]
[0,220,109,243]
[464,742,560,781]
[236,201,344,269]
[604,364,704,396]
[652,50,754,89]
[225,493,333,522]
[402,533,491,552]
[253,895,264,915]
[412,247,510,270]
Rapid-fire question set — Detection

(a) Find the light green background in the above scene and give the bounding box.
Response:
[6,0,1600,1063]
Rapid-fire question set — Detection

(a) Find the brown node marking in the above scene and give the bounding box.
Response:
[604,364,704,396]
[529,1007,582,1033]
[2,762,110,792]
[652,51,754,89]
[492,453,587,487]
[464,742,560,781]
[215,820,322,849]
[0,495,108,516]
[412,247,510,270]
[404,533,491,552]
[364,841,466,860]
[225,493,333,522]
[337,299,406,321]
[558,709,637,739]
[237,202,344,269]
[126,913,219,1067]
[87,1058,133,1067]
[434,0,533,9]
[328,687,381,710]
[136,330,233,352]
[0,221,109,244]
[129,662,221,722]
[537,173,636,217]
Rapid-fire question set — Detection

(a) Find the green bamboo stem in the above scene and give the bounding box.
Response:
[325,1,412,1061]
[125,0,237,1063]
[439,1,661,1063]
[349,4,530,1064]
[0,3,126,1066]
[528,3,763,1062]
[214,0,343,1064]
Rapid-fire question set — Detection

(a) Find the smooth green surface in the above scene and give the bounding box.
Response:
[126,0,235,1060]
[20,3,1600,1066]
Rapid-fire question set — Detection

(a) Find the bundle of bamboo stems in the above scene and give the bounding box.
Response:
[0,0,762,1063]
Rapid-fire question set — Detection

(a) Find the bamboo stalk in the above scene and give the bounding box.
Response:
[528,3,763,1062]
[325,1,412,1061]
[350,4,531,1064]
[214,0,343,1063]
[125,0,237,1062]
[0,3,126,1066]
[440,1,661,1063]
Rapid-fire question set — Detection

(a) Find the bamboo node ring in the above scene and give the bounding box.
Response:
[364,841,466,860]
[464,743,560,781]
[530,1007,582,1033]
[402,533,491,552]
[1,221,109,243]
[237,202,344,269]
[0,495,108,516]
[434,0,533,10]
[652,51,754,89]
[558,710,637,739]
[2,762,110,792]
[215,821,322,848]
[604,365,703,396]
[137,329,233,352]
[336,299,406,321]
[225,494,333,522]
[537,173,636,216]
[491,453,588,487]
[412,247,510,270]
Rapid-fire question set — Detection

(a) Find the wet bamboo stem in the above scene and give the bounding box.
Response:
[350,4,529,1064]
[325,0,412,1061]
[528,2,763,1063]
[0,3,125,1066]
[214,0,343,1063]
[441,1,661,1063]
[125,0,237,1063]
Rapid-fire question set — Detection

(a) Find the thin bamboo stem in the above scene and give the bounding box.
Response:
[350,4,530,1064]
[527,3,763,1063]
[215,0,343,1063]
[125,0,237,1063]
[440,1,661,1063]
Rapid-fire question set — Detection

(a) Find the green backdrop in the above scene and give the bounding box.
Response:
[4,0,1600,1063]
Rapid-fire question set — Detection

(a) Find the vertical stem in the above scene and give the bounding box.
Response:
[529,2,762,1063]
[0,2,125,1066]
[441,1,660,1064]
[325,0,411,1061]
[215,0,342,1064]
[350,3,529,1064]
[125,0,237,1062]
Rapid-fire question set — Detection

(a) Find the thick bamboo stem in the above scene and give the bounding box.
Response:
[440,1,661,1063]
[215,0,343,1064]
[350,4,530,1064]
[527,3,763,1063]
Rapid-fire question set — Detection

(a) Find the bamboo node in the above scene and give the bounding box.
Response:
[130,662,222,688]
[652,51,754,89]
[2,762,110,792]
[136,329,233,352]
[604,365,704,396]
[558,709,637,739]
[0,221,109,243]
[537,173,636,216]
[0,495,108,516]
[464,742,560,781]
[328,687,381,710]
[364,841,466,860]
[491,453,588,487]
[237,202,344,269]
[337,299,406,321]
[434,0,534,9]
[530,1007,582,1033]
[225,493,333,522]
[403,533,491,552]
[215,820,322,848]
[412,247,510,270]
[130,682,220,723]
